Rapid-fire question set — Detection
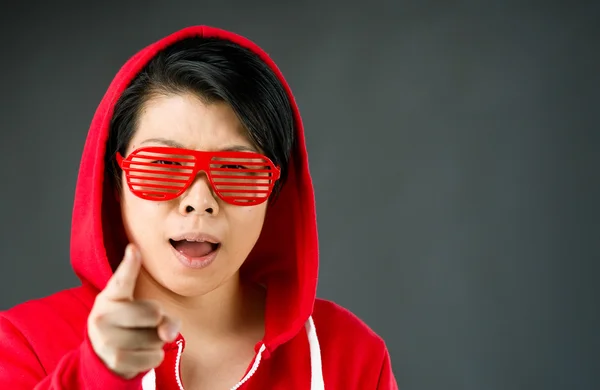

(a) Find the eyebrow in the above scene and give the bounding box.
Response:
[140,138,259,153]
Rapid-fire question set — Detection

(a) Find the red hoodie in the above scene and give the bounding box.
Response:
[0,26,398,390]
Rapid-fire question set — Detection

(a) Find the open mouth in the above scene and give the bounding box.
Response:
[169,239,221,259]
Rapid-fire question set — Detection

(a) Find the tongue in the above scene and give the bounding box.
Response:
[172,241,215,258]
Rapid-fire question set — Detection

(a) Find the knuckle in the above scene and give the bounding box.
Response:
[111,349,128,369]
[101,334,118,350]
[139,302,162,321]
[88,324,107,346]
[112,277,125,290]
[92,311,108,325]
[90,299,112,320]
[103,350,119,370]
[98,341,113,358]
[88,304,102,320]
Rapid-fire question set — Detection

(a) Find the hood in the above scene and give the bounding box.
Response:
[69,25,319,357]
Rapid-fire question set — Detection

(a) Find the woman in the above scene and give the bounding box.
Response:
[0,25,397,389]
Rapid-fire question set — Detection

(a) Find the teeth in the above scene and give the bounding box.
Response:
[170,234,219,244]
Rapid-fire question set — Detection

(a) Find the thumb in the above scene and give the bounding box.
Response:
[102,244,142,301]
[157,315,182,342]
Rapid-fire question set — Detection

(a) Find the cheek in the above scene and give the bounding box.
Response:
[120,191,166,241]
[226,205,267,248]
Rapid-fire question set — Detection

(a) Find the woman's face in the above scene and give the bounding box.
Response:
[119,92,268,297]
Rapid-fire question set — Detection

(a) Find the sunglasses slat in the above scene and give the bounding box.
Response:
[209,168,275,174]
[214,184,271,188]
[217,190,271,194]
[124,160,195,170]
[220,194,267,198]
[209,174,273,179]
[137,189,180,194]
[127,175,190,184]
[123,168,192,178]
[209,162,269,166]
[133,154,196,163]
[131,183,184,190]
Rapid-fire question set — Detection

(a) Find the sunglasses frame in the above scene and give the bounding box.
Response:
[116,146,281,206]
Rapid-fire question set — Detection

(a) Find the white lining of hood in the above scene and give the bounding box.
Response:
[141,367,156,389]
[141,316,324,389]
[305,315,325,390]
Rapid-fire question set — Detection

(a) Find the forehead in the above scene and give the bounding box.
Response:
[130,92,251,152]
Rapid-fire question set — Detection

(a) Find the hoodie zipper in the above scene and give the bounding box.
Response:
[174,340,266,390]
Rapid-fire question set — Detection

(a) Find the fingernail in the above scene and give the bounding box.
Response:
[167,321,181,340]
[126,246,134,261]
[127,245,139,261]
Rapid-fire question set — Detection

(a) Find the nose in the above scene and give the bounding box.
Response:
[178,172,220,216]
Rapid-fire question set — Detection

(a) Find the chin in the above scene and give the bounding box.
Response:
[154,270,220,298]
[166,282,217,298]
[161,250,238,297]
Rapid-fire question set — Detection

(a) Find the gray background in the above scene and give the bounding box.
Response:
[1,1,598,389]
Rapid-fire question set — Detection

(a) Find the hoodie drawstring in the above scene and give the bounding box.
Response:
[142,316,324,389]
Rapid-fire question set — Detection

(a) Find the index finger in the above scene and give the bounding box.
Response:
[101,244,142,301]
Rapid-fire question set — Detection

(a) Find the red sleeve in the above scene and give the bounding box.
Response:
[377,347,399,390]
[0,315,145,389]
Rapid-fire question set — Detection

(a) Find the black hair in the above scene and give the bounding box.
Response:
[105,37,295,199]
